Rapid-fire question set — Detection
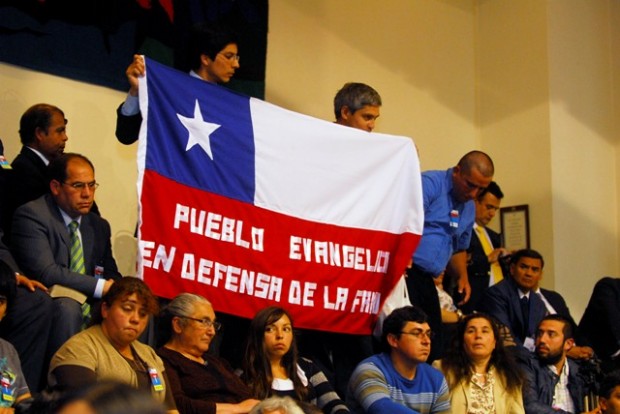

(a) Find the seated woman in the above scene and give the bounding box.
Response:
[241,306,349,414]
[48,277,178,413]
[0,260,32,410]
[157,293,259,414]
[433,313,524,414]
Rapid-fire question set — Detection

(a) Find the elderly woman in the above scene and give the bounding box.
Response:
[433,313,524,414]
[241,306,349,414]
[48,277,178,413]
[157,293,259,414]
[249,396,305,414]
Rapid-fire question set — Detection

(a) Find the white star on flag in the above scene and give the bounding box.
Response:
[177,99,221,160]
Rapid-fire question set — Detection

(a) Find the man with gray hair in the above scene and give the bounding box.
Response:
[334,83,381,132]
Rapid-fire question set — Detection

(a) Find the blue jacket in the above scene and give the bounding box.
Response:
[518,351,584,414]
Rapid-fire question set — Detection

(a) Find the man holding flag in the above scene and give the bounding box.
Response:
[134,58,424,385]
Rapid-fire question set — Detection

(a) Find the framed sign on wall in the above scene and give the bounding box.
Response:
[500,204,530,251]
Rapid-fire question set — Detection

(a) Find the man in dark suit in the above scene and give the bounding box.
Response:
[11,153,121,355]
[477,249,547,350]
[462,181,509,314]
[0,229,53,391]
[3,104,67,237]
[578,277,620,372]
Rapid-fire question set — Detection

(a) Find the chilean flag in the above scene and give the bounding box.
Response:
[136,58,423,334]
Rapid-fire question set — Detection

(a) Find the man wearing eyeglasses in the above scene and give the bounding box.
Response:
[407,150,494,362]
[115,22,240,145]
[462,181,509,314]
[347,306,450,413]
[11,152,121,359]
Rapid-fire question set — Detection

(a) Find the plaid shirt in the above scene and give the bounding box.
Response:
[549,361,576,413]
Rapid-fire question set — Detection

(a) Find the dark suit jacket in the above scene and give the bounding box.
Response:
[477,277,547,346]
[539,288,576,327]
[5,147,99,239]
[6,147,49,228]
[115,103,141,145]
[518,351,585,414]
[577,277,620,359]
[463,226,502,313]
[10,194,120,296]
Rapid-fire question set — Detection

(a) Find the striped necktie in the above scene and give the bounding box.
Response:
[69,221,90,328]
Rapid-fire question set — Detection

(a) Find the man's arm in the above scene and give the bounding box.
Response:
[115,55,145,145]
[348,362,421,414]
[447,250,470,305]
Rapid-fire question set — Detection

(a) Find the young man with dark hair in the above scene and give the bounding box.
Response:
[598,371,620,414]
[115,23,240,145]
[347,306,450,414]
[519,315,589,414]
[463,180,508,313]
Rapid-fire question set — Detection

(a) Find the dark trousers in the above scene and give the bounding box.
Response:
[0,287,53,391]
[405,265,444,362]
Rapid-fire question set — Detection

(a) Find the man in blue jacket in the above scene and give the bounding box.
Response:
[519,315,587,414]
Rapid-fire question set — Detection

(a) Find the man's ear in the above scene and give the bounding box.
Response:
[340,106,352,120]
[50,179,61,196]
[200,53,211,67]
[34,126,47,144]
[101,301,109,319]
[386,332,399,349]
[599,397,608,411]
[564,337,575,352]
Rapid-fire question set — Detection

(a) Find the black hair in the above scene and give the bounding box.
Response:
[47,153,95,184]
[477,181,504,201]
[380,306,428,353]
[19,104,65,146]
[187,22,239,71]
[510,249,545,270]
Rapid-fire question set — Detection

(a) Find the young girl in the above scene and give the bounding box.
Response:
[241,306,349,414]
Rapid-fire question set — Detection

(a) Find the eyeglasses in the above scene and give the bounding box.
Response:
[400,329,435,340]
[180,316,222,331]
[62,181,99,191]
[218,52,240,62]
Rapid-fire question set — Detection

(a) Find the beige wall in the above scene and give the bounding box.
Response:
[547,0,618,318]
[1,0,618,320]
[266,0,479,169]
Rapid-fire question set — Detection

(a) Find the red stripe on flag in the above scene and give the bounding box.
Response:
[139,170,419,334]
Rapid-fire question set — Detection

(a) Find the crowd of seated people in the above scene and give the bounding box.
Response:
[2,20,620,414]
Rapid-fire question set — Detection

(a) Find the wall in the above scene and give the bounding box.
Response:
[547,0,618,319]
[266,0,479,170]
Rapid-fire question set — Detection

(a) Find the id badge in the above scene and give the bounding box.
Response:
[148,368,164,392]
[1,376,13,403]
